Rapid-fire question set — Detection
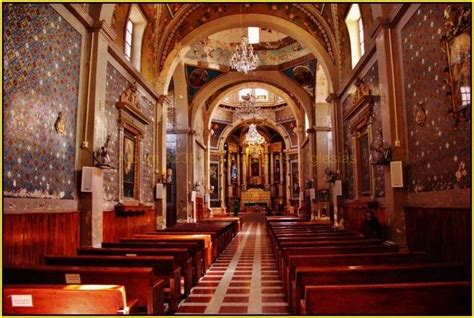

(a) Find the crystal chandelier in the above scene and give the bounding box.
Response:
[230,36,259,74]
[244,124,266,146]
[235,93,261,120]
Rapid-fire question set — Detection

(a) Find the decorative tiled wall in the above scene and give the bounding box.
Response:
[401,4,471,192]
[3,4,82,200]
[103,63,156,209]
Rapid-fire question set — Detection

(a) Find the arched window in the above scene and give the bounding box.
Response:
[345,4,364,68]
[124,4,147,70]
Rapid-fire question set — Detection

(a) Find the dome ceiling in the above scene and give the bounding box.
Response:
[184,28,311,68]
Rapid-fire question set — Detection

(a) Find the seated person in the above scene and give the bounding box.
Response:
[361,211,383,239]
[265,206,273,216]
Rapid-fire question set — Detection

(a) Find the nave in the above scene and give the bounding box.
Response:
[177,214,288,315]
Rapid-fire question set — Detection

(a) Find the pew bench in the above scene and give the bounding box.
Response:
[284,252,427,304]
[292,262,465,314]
[77,247,193,296]
[4,265,165,315]
[43,255,181,313]
[105,241,203,281]
[4,284,138,315]
[300,281,471,315]
[131,234,212,271]
[280,243,399,275]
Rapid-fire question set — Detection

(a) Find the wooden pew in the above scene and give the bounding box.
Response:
[131,234,212,271]
[293,262,465,314]
[276,240,387,270]
[284,252,427,305]
[146,230,222,260]
[4,284,138,315]
[104,241,203,281]
[201,217,242,233]
[77,247,193,296]
[280,243,399,275]
[43,255,181,313]
[4,265,165,315]
[301,281,471,315]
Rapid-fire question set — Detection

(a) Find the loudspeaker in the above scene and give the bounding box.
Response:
[81,167,94,192]
[390,161,404,188]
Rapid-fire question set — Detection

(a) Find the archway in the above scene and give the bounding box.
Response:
[156,14,337,95]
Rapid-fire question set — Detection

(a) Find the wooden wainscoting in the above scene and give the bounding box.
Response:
[3,212,80,266]
[102,208,156,242]
[404,206,471,271]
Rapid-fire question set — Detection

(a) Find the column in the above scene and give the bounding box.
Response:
[173,62,191,223]
[294,127,305,214]
[284,149,292,210]
[374,21,408,246]
[269,149,274,185]
[263,146,269,189]
[79,21,114,247]
[227,152,233,199]
[219,153,226,212]
[278,151,284,196]
[242,149,248,189]
[155,95,168,229]
[236,150,241,197]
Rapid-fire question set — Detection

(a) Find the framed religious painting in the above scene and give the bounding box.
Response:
[123,130,137,199]
[441,5,471,119]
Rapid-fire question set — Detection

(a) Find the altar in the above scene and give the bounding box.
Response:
[241,188,271,207]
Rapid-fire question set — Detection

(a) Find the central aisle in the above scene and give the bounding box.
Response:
[176,213,289,315]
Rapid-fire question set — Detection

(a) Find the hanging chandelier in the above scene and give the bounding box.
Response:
[230,36,259,74]
[244,124,266,146]
[235,93,261,120]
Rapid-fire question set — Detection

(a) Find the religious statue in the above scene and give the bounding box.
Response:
[415,102,427,126]
[369,128,392,165]
[54,112,65,135]
[94,134,114,169]
[324,167,336,183]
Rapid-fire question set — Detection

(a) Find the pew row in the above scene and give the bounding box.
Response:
[43,255,181,313]
[300,281,471,315]
[293,262,465,314]
[4,284,138,315]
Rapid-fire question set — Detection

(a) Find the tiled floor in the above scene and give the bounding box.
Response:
[176,213,289,315]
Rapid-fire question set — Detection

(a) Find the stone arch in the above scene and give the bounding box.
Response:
[205,81,303,130]
[190,71,312,131]
[156,14,337,95]
[217,118,292,152]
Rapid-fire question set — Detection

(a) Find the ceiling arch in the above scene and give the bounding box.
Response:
[189,70,313,131]
[156,13,338,95]
[206,81,303,129]
[217,118,292,151]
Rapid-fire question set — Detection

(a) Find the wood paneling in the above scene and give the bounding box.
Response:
[3,212,80,266]
[404,207,471,276]
[103,209,156,242]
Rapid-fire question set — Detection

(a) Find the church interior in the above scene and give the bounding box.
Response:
[2,2,472,315]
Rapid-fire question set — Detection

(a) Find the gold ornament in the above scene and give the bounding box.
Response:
[54,112,65,135]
